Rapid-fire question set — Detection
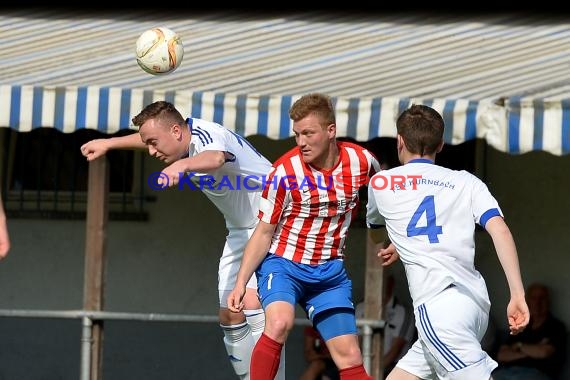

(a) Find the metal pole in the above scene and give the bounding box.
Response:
[361,323,373,374]
[80,316,93,380]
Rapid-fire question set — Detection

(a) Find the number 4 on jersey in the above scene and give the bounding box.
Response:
[407,195,443,243]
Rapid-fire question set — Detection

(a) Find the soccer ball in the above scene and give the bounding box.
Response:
[135,27,184,75]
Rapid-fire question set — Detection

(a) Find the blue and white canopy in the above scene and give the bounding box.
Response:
[0,9,568,155]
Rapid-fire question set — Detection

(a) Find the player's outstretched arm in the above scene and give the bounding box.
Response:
[486,216,529,335]
[159,150,226,188]
[80,133,145,161]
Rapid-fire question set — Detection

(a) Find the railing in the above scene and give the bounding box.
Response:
[0,308,384,380]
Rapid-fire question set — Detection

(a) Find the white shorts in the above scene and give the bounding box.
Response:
[218,226,257,307]
[397,284,497,379]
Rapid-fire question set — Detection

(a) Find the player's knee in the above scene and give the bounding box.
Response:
[326,335,362,368]
[264,315,293,341]
[333,345,362,367]
[219,307,246,326]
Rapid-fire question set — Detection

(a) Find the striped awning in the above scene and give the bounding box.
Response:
[0,9,569,155]
[504,98,570,155]
[1,84,502,143]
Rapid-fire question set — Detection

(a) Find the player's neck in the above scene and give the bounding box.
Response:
[403,152,436,165]
[180,124,191,158]
[314,142,339,170]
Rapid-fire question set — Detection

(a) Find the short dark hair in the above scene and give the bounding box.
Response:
[396,104,444,156]
[132,101,185,128]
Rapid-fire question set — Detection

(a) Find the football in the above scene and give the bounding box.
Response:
[135,27,184,75]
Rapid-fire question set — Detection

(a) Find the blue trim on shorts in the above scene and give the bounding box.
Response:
[418,304,466,370]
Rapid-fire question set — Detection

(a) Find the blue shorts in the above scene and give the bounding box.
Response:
[256,254,357,340]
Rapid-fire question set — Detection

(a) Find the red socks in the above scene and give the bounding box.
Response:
[339,364,374,380]
[250,333,283,380]
[250,334,370,380]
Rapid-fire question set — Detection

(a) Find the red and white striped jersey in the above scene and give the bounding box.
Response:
[258,141,380,264]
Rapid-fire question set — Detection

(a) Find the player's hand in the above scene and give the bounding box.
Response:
[227,286,246,313]
[80,139,110,161]
[158,161,188,188]
[506,296,530,335]
[378,243,399,266]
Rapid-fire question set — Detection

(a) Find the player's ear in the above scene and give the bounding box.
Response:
[171,124,183,141]
[396,135,404,152]
[327,123,336,138]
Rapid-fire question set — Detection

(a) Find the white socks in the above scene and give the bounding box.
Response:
[221,321,255,379]
[221,309,286,380]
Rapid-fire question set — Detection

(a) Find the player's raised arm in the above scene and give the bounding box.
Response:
[80,133,145,161]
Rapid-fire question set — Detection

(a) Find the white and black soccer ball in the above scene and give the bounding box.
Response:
[135,27,184,75]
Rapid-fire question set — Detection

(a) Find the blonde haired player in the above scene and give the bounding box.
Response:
[228,93,390,380]
[366,104,529,380]
[80,101,284,380]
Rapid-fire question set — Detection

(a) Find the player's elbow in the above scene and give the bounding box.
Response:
[485,216,512,237]
[213,152,226,168]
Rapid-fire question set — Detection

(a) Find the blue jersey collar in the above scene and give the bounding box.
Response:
[408,158,434,164]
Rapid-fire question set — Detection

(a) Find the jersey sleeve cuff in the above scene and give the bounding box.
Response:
[479,208,502,228]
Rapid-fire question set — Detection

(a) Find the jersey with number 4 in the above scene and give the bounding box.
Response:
[366,159,502,312]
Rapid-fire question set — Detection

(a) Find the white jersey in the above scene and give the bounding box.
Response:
[366,159,502,312]
[185,117,272,229]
